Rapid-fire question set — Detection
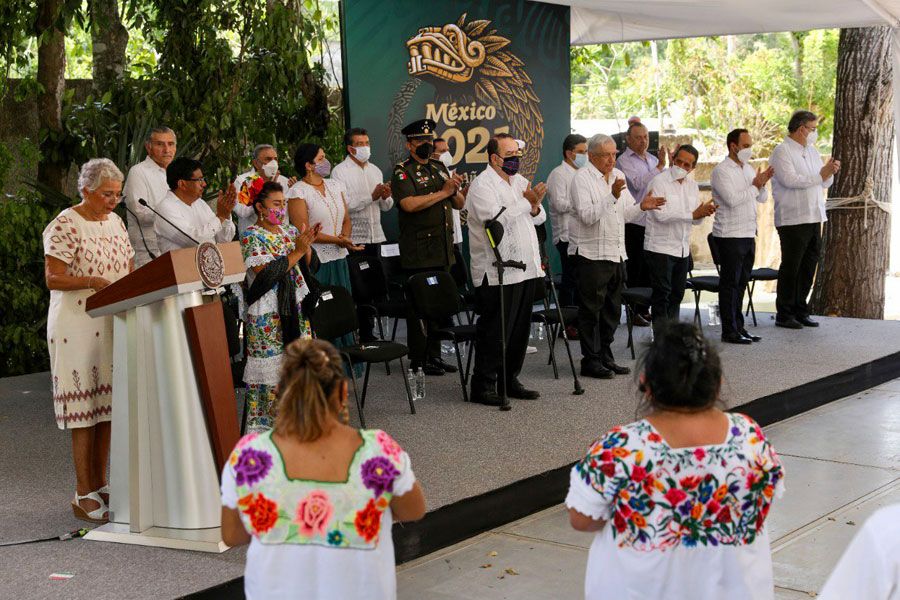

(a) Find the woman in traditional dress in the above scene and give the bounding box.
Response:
[240,179,317,432]
[43,158,135,523]
[221,339,426,599]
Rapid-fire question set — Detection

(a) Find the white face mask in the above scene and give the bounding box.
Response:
[573,153,588,169]
[806,130,818,147]
[737,148,753,164]
[353,146,371,163]
[670,165,687,180]
[438,151,453,168]
[261,160,278,179]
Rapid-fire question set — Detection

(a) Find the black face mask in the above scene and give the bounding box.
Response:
[500,155,520,176]
[414,142,434,160]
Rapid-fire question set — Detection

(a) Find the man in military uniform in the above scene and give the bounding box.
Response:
[392,118,465,376]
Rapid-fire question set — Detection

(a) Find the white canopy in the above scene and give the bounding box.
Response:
[544,0,900,45]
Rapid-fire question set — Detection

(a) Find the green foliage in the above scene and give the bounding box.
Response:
[571,31,838,156]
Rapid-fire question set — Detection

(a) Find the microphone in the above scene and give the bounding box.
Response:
[138,197,200,245]
[121,196,157,260]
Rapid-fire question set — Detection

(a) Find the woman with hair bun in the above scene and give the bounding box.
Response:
[221,339,426,599]
[566,321,785,599]
[240,179,318,432]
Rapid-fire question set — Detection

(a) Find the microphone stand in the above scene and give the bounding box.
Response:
[138,198,200,245]
[542,257,584,395]
[485,207,526,412]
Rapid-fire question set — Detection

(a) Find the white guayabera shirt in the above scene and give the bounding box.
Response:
[645,168,702,259]
[770,136,833,228]
[568,164,641,262]
[711,158,768,239]
[546,160,578,244]
[153,191,236,255]
[330,156,393,244]
[123,156,169,267]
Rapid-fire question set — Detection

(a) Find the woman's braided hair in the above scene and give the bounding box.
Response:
[274,339,346,440]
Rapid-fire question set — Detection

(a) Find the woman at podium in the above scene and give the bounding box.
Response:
[42,158,135,523]
[220,339,426,599]
[241,179,317,432]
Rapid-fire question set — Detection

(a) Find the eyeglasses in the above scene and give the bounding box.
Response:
[184,177,206,182]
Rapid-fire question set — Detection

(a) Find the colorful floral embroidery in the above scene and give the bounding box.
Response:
[230,429,406,549]
[295,490,334,537]
[575,414,783,552]
[360,457,399,498]
[234,447,273,487]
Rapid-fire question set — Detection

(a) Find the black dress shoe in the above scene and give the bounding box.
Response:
[411,361,444,376]
[602,362,631,375]
[505,381,540,399]
[580,363,614,379]
[775,317,803,329]
[797,316,819,327]
[470,389,504,406]
[739,329,762,342]
[722,332,752,345]
[632,314,651,327]
[429,357,458,373]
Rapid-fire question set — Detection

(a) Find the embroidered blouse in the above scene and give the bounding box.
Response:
[566,412,785,600]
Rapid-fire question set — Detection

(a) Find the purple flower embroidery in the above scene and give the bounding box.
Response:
[360,456,399,497]
[234,447,273,487]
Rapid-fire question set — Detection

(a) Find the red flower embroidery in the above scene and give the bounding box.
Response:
[716,506,732,524]
[679,475,702,490]
[647,432,662,443]
[599,450,613,462]
[354,498,382,542]
[600,462,616,477]
[664,488,687,506]
[706,500,721,514]
[630,465,648,482]
[693,448,707,461]
[613,511,627,533]
[241,493,279,534]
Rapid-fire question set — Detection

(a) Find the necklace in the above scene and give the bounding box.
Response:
[304,179,339,236]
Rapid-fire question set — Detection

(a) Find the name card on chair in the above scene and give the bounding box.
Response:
[381,244,400,257]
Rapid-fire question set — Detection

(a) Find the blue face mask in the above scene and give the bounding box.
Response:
[573,153,588,169]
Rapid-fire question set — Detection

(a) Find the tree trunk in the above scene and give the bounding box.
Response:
[810,27,893,319]
[90,0,129,93]
[35,0,68,192]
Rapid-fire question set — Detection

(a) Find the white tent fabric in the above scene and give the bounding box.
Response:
[542,0,900,45]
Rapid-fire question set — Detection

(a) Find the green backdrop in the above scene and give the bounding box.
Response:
[341,0,571,245]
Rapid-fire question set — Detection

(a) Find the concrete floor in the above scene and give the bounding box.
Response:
[396,382,900,599]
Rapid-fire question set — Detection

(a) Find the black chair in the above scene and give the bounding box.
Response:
[347,254,407,343]
[307,285,415,427]
[685,253,720,332]
[531,280,578,379]
[406,271,477,403]
[746,267,778,326]
[450,245,477,323]
[621,286,653,359]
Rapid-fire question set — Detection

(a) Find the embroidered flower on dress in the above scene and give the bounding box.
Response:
[234,447,273,487]
[327,530,344,546]
[239,493,280,535]
[376,430,403,463]
[354,498,382,542]
[360,456,399,497]
[294,490,334,537]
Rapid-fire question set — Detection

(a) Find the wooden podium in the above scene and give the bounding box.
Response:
[83,242,245,552]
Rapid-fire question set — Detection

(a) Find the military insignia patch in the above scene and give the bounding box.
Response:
[397,171,408,180]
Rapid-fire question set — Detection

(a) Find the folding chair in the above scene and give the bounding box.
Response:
[746,267,778,326]
[531,280,578,379]
[685,254,720,332]
[307,285,415,427]
[450,245,477,324]
[622,286,653,359]
[406,271,477,403]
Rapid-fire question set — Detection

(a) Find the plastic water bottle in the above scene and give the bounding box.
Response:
[407,369,416,400]
[531,322,545,341]
[708,302,720,326]
[415,367,426,401]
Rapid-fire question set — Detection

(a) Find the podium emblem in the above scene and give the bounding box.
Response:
[196,242,225,289]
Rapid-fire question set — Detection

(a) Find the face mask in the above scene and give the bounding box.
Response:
[806,130,818,147]
[499,156,520,176]
[670,165,687,180]
[264,207,286,225]
[573,153,588,169]
[353,146,371,163]
[438,151,453,168]
[736,148,752,164]
[314,158,331,177]
[261,160,279,179]
[414,142,434,160]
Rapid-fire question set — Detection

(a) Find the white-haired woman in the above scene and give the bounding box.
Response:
[43,158,135,523]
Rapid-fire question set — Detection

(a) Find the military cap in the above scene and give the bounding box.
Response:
[401,118,437,139]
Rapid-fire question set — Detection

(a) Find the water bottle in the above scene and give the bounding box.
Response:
[415,367,426,401]
[531,322,545,341]
[708,302,720,326]
[441,340,454,356]
[407,369,417,400]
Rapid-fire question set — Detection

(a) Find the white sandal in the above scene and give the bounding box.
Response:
[72,491,108,524]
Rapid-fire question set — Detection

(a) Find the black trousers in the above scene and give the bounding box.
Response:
[404,265,446,363]
[471,276,538,393]
[349,243,383,340]
[624,224,650,312]
[574,256,624,367]
[776,223,821,320]
[715,237,755,335]
[555,241,577,307]
[645,250,690,334]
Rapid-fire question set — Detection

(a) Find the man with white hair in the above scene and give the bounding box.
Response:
[232,144,293,233]
[569,134,665,379]
[123,126,177,267]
